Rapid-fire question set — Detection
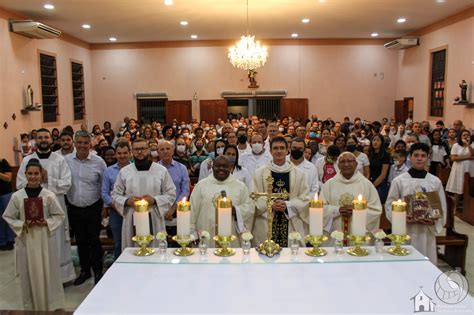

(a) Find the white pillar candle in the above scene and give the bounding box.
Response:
[391,199,407,235]
[133,211,150,236]
[177,197,191,236]
[351,194,367,236]
[218,197,232,237]
[309,193,324,236]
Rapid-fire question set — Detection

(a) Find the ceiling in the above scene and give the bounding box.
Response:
[1,0,473,43]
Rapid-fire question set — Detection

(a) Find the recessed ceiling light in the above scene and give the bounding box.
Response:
[397,17,406,23]
[43,4,55,10]
[371,33,379,37]
[291,33,299,38]
[164,0,173,5]
[436,0,446,3]
[301,18,310,24]
[190,34,198,39]
[82,24,91,29]
[180,21,188,26]
[109,37,117,42]
[319,0,326,3]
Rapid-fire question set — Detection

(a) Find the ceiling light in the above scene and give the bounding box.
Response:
[180,21,188,26]
[436,0,446,3]
[190,34,198,39]
[371,33,379,37]
[164,0,173,5]
[397,17,406,23]
[109,37,117,42]
[319,0,327,3]
[82,24,91,29]
[291,33,299,38]
[43,4,55,10]
[301,18,310,24]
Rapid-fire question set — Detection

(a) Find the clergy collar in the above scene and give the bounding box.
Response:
[135,158,153,171]
[25,185,43,198]
[36,150,52,159]
[408,168,427,179]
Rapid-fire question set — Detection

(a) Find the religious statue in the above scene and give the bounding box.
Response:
[459,80,468,103]
[248,69,259,89]
[26,85,34,108]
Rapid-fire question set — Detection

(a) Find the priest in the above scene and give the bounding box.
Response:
[252,136,309,247]
[385,143,447,264]
[320,152,382,238]
[16,128,75,284]
[190,156,254,247]
[112,139,176,249]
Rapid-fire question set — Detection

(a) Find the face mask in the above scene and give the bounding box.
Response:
[150,150,159,158]
[208,152,216,160]
[279,127,284,132]
[181,124,186,129]
[309,132,317,139]
[216,147,224,156]
[238,122,243,127]
[177,145,186,153]
[195,144,204,151]
[233,128,238,132]
[183,133,189,138]
[204,127,210,131]
[252,143,263,154]
[346,144,357,152]
[360,135,366,139]
[238,135,248,144]
[226,156,236,165]
[290,149,304,160]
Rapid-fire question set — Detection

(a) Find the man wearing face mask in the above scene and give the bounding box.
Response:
[289,138,320,198]
[240,134,272,178]
[236,127,251,155]
[17,128,76,284]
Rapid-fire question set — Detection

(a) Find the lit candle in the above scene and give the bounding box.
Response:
[391,199,407,235]
[177,197,191,236]
[351,194,367,236]
[309,193,324,236]
[217,197,232,237]
[133,199,150,237]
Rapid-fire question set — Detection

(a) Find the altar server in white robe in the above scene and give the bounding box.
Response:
[252,136,310,247]
[112,139,176,249]
[321,152,382,238]
[16,128,75,283]
[190,156,254,247]
[3,159,65,311]
[240,134,273,178]
[386,143,447,264]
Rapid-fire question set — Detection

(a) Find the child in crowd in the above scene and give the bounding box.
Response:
[388,149,409,183]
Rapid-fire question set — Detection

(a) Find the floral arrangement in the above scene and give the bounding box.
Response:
[156,231,167,241]
[331,230,344,242]
[373,229,387,240]
[241,231,253,242]
[288,232,302,241]
[199,230,210,240]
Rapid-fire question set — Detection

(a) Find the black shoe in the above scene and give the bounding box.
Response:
[94,271,103,284]
[0,243,14,251]
[74,271,91,286]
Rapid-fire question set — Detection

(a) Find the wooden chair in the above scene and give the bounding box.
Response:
[436,194,469,275]
[458,172,474,225]
[436,164,451,186]
[10,166,19,191]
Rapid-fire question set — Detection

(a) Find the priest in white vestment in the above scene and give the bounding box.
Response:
[321,152,382,239]
[386,143,447,264]
[112,139,176,249]
[3,159,65,311]
[190,156,254,247]
[252,136,309,247]
[16,128,75,283]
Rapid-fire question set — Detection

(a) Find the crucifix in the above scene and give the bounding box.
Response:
[250,176,289,257]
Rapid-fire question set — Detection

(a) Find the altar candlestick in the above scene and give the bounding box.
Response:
[133,199,150,236]
[177,197,191,236]
[309,193,324,236]
[218,197,232,236]
[351,194,367,236]
[391,199,407,235]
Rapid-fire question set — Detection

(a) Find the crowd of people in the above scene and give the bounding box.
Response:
[0,113,472,311]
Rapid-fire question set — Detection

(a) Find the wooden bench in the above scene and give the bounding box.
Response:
[458,172,474,226]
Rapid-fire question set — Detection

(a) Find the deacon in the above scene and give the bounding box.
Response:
[320,152,382,237]
[190,156,254,247]
[16,128,76,284]
[252,136,309,247]
[112,138,176,249]
[385,143,447,264]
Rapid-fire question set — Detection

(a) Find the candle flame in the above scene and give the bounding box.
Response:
[182,197,187,203]
[358,194,363,201]
[397,199,402,203]
[223,197,227,202]
[314,192,318,201]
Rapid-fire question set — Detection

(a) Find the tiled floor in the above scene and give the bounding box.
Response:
[0,217,473,311]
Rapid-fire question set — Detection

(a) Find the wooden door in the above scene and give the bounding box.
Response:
[200,99,227,124]
[165,100,192,124]
[281,98,308,121]
[394,100,405,123]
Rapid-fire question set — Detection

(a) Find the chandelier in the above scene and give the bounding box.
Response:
[228,0,268,70]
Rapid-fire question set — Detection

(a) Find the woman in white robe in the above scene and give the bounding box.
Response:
[2,159,65,311]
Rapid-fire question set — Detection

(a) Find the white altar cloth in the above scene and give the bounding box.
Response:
[75,246,473,315]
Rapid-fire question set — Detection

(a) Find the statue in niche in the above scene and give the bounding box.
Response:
[459,80,468,103]
[248,69,259,89]
[26,85,34,108]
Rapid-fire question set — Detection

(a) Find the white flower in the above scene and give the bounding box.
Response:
[288,232,302,241]
[200,230,210,239]
[156,231,167,241]
[373,229,386,240]
[331,230,344,242]
[241,231,253,242]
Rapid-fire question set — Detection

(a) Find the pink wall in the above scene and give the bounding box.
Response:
[396,17,474,128]
[0,16,93,164]
[91,44,399,127]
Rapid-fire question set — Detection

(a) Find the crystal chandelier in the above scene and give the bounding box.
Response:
[228,0,268,70]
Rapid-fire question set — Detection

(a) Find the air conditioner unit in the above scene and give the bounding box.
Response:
[135,92,167,99]
[9,20,61,39]
[384,38,419,50]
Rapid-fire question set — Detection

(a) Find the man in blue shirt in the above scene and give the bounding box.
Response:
[101,142,131,259]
